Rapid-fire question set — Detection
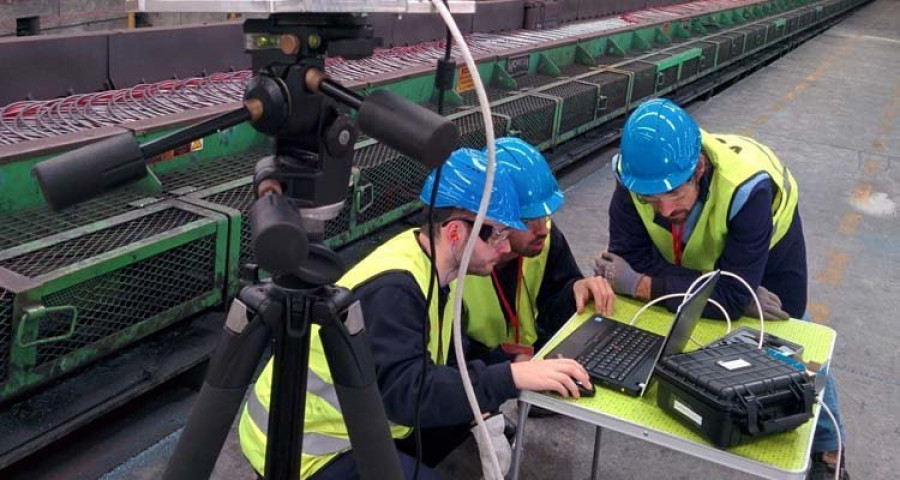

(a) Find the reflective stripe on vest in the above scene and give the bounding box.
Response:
[244,383,352,456]
[464,220,552,348]
[239,229,453,479]
[632,131,799,272]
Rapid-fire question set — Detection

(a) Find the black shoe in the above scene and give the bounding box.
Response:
[809,450,849,480]
[527,405,560,418]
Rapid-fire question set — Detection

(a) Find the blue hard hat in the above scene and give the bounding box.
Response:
[488,137,564,219]
[419,148,527,230]
[612,99,701,196]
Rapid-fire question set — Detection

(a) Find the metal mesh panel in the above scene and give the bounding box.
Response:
[492,95,557,146]
[579,71,629,113]
[0,190,141,251]
[0,289,11,385]
[0,208,202,278]
[686,42,718,73]
[708,36,735,65]
[558,63,595,78]
[458,87,513,108]
[34,234,217,366]
[515,74,561,90]
[618,61,657,101]
[203,183,255,265]
[0,150,266,252]
[324,199,352,242]
[453,111,510,149]
[353,142,404,171]
[355,153,430,225]
[156,150,268,191]
[643,55,677,88]
[540,81,599,134]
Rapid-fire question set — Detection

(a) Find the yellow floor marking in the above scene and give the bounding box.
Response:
[817,252,850,286]
[807,303,831,325]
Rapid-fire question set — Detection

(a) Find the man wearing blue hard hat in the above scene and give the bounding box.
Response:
[596,98,847,479]
[239,148,591,480]
[464,137,615,365]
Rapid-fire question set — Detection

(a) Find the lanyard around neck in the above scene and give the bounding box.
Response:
[490,258,524,344]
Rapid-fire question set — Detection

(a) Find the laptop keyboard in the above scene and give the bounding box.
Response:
[576,323,661,382]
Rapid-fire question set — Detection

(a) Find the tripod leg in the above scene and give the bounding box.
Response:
[319,300,404,480]
[164,298,273,480]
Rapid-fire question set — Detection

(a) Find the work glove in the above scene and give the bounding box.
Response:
[471,414,512,480]
[744,285,790,320]
[593,251,643,297]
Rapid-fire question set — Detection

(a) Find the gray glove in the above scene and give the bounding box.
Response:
[593,252,643,297]
[471,414,512,480]
[744,285,790,320]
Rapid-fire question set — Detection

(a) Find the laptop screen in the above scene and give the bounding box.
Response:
[638,271,720,395]
[661,271,721,356]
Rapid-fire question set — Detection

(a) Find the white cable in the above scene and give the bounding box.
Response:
[686,270,765,348]
[627,293,731,348]
[818,398,843,480]
[430,1,503,478]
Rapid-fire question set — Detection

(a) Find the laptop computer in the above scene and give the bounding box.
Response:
[547,271,720,397]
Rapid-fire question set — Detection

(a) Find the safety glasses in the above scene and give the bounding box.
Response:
[443,218,511,246]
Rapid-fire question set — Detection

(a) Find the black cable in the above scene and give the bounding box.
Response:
[413,12,454,480]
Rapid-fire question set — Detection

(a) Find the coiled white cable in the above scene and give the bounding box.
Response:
[628,293,731,348]
[430,1,503,478]
[685,271,765,348]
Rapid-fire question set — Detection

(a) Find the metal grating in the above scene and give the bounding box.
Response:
[203,183,255,264]
[355,152,430,225]
[324,199,352,243]
[34,234,217,366]
[558,63,596,78]
[618,61,657,102]
[0,208,202,278]
[540,81,599,134]
[155,150,268,191]
[354,141,404,171]
[686,42,718,73]
[453,111,510,149]
[0,190,142,251]
[0,149,267,252]
[579,71,630,113]
[0,289,11,385]
[459,87,515,107]
[491,95,557,146]
[515,74,562,90]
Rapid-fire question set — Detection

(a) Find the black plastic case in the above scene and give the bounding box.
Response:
[655,343,815,448]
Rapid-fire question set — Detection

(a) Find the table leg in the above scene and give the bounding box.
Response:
[590,426,603,480]
[510,401,530,480]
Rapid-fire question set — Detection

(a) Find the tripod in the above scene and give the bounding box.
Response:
[32,13,460,480]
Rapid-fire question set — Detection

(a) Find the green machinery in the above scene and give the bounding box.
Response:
[0,0,868,404]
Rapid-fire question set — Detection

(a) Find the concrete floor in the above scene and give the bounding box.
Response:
[101,1,900,478]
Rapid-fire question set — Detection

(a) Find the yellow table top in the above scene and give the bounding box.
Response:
[526,296,836,476]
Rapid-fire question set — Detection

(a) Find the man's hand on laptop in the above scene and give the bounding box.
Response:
[744,285,790,320]
[573,276,615,316]
[510,358,591,398]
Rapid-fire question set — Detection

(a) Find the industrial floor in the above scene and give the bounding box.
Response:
[57,1,900,479]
